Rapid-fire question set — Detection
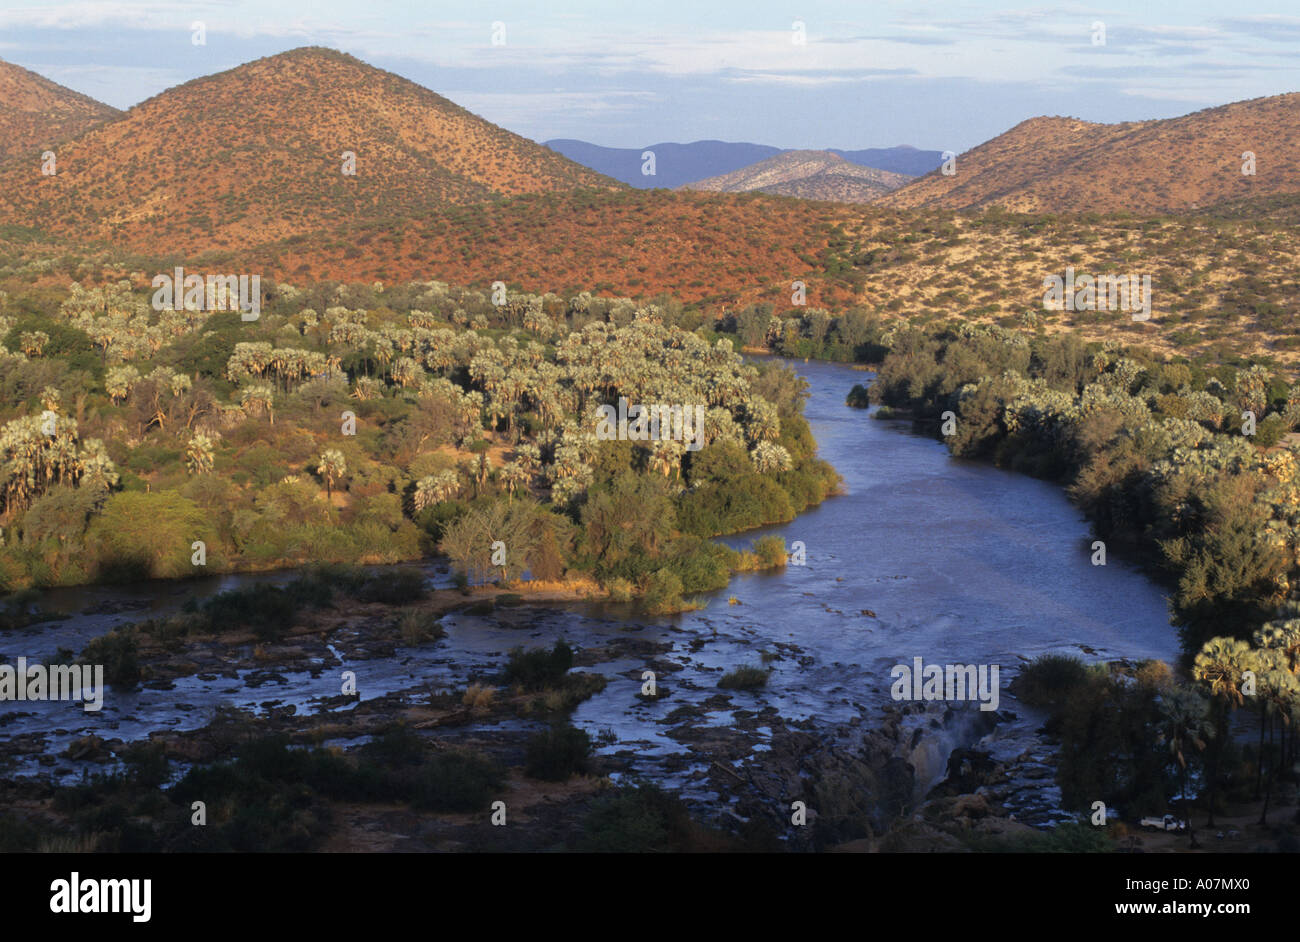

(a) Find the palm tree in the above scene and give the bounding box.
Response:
[751,441,793,473]
[1158,685,1213,848]
[1253,660,1298,824]
[523,309,551,336]
[372,336,395,382]
[745,397,782,443]
[413,476,439,513]
[239,384,275,425]
[414,470,460,511]
[39,386,61,415]
[1255,617,1300,675]
[550,469,592,507]
[1255,616,1300,771]
[514,443,541,477]
[648,440,684,478]
[18,330,48,357]
[105,365,140,403]
[500,460,531,499]
[317,449,347,501]
[0,414,116,513]
[1192,636,1251,825]
[392,356,422,389]
[184,433,215,475]
[77,438,118,499]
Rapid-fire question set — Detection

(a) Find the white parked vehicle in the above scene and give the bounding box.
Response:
[1140,813,1186,832]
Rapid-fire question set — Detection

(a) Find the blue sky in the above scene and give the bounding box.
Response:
[2,1,1298,151]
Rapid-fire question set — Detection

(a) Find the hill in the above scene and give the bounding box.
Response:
[0,58,121,164]
[882,93,1300,214]
[545,139,941,188]
[0,47,619,253]
[829,146,943,177]
[680,150,911,203]
[198,187,867,308]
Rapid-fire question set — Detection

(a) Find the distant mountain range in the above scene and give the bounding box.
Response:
[543,139,944,188]
[681,150,912,203]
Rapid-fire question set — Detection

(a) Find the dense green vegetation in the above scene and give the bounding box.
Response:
[0,277,836,613]
[713,301,889,362]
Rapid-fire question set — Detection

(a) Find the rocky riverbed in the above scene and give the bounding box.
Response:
[0,583,1067,851]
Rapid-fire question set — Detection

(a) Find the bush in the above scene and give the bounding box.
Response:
[120,742,170,787]
[1024,820,1115,853]
[409,751,504,812]
[846,384,871,408]
[666,538,732,593]
[642,569,685,614]
[90,492,216,581]
[718,665,769,690]
[604,578,634,602]
[462,683,497,710]
[80,629,140,687]
[1010,654,1092,711]
[193,582,302,642]
[355,568,428,604]
[360,724,426,768]
[503,640,573,690]
[524,723,592,781]
[1253,412,1288,448]
[579,782,695,852]
[750,535,787,568]
[675,474,795,537]
[398,610,444,645]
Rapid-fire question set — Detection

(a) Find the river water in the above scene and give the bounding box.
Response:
[0,358,1178,822]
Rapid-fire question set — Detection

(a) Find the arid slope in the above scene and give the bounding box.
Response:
[883,93,1300,213]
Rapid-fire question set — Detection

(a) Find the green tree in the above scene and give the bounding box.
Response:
[1192,636,1251,825]
[89,491,214,581]
[1158,686,1213,848]
[316,449,347,501]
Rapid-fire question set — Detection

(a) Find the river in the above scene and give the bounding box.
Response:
[0,357,1178,823]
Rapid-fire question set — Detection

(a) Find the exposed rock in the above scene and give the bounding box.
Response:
[62,735,109,761]
[952,792,992,820]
